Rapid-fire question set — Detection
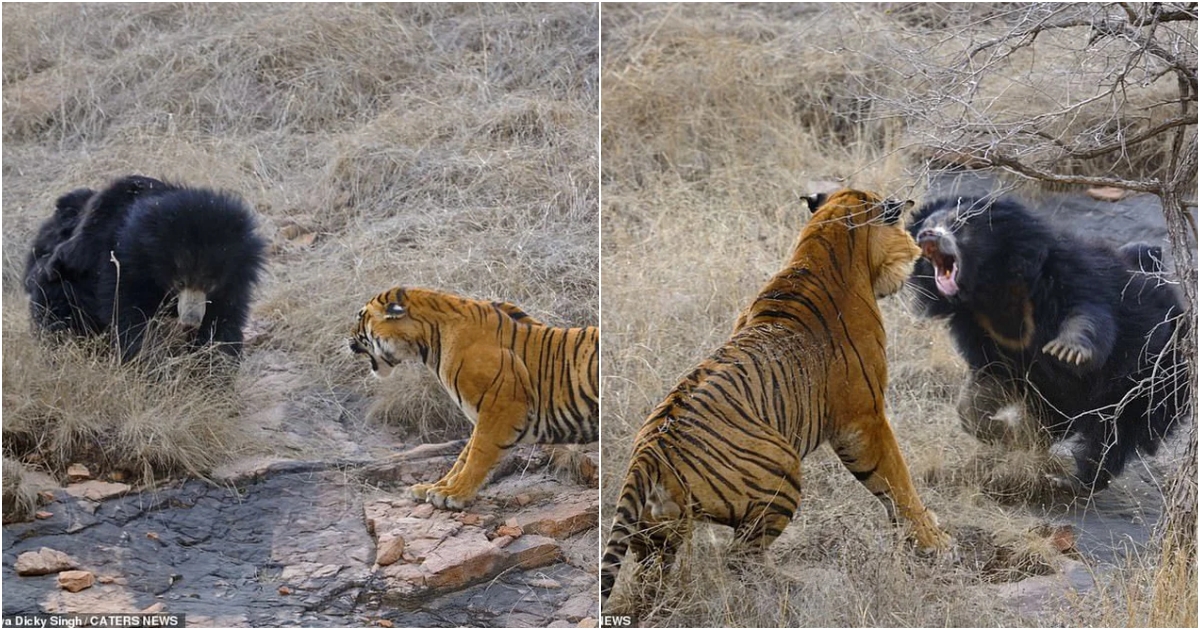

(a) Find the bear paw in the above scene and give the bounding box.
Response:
[1042,337,1093,366]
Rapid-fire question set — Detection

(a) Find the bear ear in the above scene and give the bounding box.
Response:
[802,193,827,211]
[880,199,914,225]
[384,302,406,319]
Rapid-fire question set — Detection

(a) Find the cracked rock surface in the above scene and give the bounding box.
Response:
[3,448,598,627]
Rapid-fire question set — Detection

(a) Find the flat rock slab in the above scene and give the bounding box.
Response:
[3,460,597,627]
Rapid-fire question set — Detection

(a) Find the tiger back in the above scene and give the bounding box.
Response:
[351,286,599,509]
[601,189,951,610]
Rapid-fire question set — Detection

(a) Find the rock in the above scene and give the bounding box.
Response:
[411,503,435,519]
[530,577,562,589]
[63,480,131,502]
[278,585,291,596]
[376,536,406,566]
[35,511,53,519]
[555,591,596,622]
[141,603,166,614]
[57,570,95,592]
[66,464,91,481]
[516,493,533,506]
[15,547,76,576]
[377,620,394,628]
[1049,525,1075,553]
[97,575,117,585]
[497,525,524,538]
[577,618,597,628]
[493,535,515,548]
[459,513,484,526]
[517,496,597,539]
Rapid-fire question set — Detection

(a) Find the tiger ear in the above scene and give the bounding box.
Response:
[880,199,914,225]
[802,193,827,211]
[385,302,406,319]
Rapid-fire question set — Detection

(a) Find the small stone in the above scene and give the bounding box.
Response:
[411,503,435,519]
[278,585,291,596]
[493,535,514,548]
[15,547,76,576]
[146,532,160,540]
[378,620,394,628]
[57,570,95,592]
[1050,525,1076,553]
[141,603,165,614]
[515,493,533,507]
[35,511,53,520]
[459,513,483,526]
[529,577,562,589]
[497,525,523,539]
[578,618,597,628]
[63,480,130,502]
[376,536,406,566]
[109,471,126,482]
[66,464,91,481]
[38,491,55,502]
[505,517,519,529]
[98,575,116,585]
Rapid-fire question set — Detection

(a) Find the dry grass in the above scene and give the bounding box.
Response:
[2,4,597,483]
[600,3,1191,626]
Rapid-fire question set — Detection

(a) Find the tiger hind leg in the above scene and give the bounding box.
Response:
[831,417,951,553]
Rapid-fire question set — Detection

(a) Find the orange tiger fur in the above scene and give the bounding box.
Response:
[351,287,599,509]
[601,189,950,609]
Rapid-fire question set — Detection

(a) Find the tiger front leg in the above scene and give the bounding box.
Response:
[411,440,472,503]
[831,419,951,554]
[417,399,530,510]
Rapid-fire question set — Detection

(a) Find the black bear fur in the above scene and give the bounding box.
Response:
[907,195,1185,491]
[23,176,266,361]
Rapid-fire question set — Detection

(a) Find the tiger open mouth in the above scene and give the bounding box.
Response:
[919,238,959,297]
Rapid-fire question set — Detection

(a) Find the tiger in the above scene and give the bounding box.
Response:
[350,286,599,509]
[601,189,951,609]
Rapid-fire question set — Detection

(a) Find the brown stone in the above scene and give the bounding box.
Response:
[377,620,394,628]
[492,535,515,548]
[410,503,435,519]
[497,525,523,538]
[35,511,53,520]
[57,570,95,592]
[63,480,130,502]
[278,586,291,596]
[459,513,483,526]
[517,499,597,539]
[577,618,597,628]
[141,603,166,614]
[15,547,76,576]
[515,493,533,507]
[530,577,562,589]
[66,463,91,481]
[376,536,406,566]
[1050,525,1076,553]
[505,535,563,570]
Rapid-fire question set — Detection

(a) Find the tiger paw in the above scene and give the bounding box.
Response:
[410,483,434,501]
[425,486,476,510]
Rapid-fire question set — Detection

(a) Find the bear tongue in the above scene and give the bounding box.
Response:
[934,262,959,296]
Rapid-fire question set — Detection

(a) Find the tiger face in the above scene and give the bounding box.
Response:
[803,189,920,298]
[349,288,426,379]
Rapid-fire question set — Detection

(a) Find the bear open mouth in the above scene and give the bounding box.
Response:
[920,240,959,296]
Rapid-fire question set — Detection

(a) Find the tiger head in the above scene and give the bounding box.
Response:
[349,287,430,378]
[802,189,920,298]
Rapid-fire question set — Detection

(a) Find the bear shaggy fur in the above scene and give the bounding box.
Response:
[23,175,266,361]
[25,175,172,336]
[907,195,1184,491]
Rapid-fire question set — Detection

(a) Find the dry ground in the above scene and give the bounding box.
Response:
[2,3,597,512]
[600,4,1193,626]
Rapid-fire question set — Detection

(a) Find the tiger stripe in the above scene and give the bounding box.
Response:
[601,189,951,610]
[350,287,598,509]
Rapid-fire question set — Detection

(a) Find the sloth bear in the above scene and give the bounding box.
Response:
[907,195,1184,492]
[23,176,266,361]
[25,176,171,335]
